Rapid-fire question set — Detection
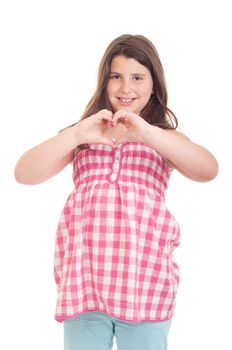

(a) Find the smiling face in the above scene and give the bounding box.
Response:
[106,55,154,115]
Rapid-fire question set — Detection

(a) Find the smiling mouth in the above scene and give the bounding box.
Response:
[118,97,136,104]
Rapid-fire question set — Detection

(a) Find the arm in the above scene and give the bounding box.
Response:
[112,110,218,182]
[144,126,218,182]
[14,125,81,185]
[14,109,115,185]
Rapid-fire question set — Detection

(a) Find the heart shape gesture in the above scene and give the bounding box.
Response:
[111,110,150,146]
[75,109,150,147]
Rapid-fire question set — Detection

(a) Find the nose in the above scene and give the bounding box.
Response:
[121,79,132,94]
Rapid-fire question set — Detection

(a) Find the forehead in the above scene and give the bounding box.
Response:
[110,55,150,74]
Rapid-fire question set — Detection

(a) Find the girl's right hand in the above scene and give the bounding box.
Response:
[74,109,114,146]
[14,109,115,184]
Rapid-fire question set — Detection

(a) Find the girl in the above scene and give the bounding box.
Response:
[15,34,218,350]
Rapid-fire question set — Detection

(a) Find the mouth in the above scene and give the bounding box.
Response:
[117,97,136,106]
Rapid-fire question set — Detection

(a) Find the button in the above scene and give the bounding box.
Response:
[109,145,122,182]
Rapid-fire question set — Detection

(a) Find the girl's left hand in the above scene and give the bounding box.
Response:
[112,110,150,146]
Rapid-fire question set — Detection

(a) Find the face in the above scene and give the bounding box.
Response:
[106,55,153,115]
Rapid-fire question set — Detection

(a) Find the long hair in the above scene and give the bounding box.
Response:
[80,34,178,129]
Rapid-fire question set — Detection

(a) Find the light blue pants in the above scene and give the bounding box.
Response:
[64,311,172,350]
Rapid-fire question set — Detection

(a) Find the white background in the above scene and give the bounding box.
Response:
[0,0,231,349]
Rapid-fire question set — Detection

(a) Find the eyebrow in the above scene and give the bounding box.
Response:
[110,71,147,76]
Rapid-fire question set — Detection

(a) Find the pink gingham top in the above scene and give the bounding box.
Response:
[54,142,180,322]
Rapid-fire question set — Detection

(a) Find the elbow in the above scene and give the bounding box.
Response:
[205,161,219,181]
[14,156,32,184]
[14,164,26,184]
[198,156,219,182]
[206,154,219,181]
[14,164,41,185]
[179,156,219,182]
[14,169,31,185]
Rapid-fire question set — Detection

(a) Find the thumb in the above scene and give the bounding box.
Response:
[99,137,115,147]
[114,135,128,147]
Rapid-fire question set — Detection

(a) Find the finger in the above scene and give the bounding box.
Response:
[114,115,131,128]
[99,137,115,147]
[99,108,112,114]
[113,109,127,116]
[96,116,113,129]
[112,113,126,124]
[97,115,113,122]
[114,135,128,147]
[99,109,113,118]
[97,111,114,125]
[113,110,127,120]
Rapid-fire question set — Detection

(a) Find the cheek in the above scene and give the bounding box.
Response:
[141,87,153,103]
[106,84,110,99]
[106,82,116,98]
[147,84,154,98]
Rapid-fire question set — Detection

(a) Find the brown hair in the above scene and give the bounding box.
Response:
[80,34,178,129]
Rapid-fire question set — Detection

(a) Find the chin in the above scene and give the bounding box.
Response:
[115,106,139,114]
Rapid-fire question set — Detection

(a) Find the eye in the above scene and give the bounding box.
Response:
[133,75,143,81]
[110,74,121,80]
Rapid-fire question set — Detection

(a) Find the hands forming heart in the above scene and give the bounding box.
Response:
[76,109,150,147]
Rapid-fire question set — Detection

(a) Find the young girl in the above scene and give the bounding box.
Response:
[15,34,218,350]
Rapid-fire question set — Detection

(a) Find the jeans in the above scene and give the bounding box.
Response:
[64,311,172,350]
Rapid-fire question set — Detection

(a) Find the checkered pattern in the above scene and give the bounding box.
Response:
[54,142,180,322]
